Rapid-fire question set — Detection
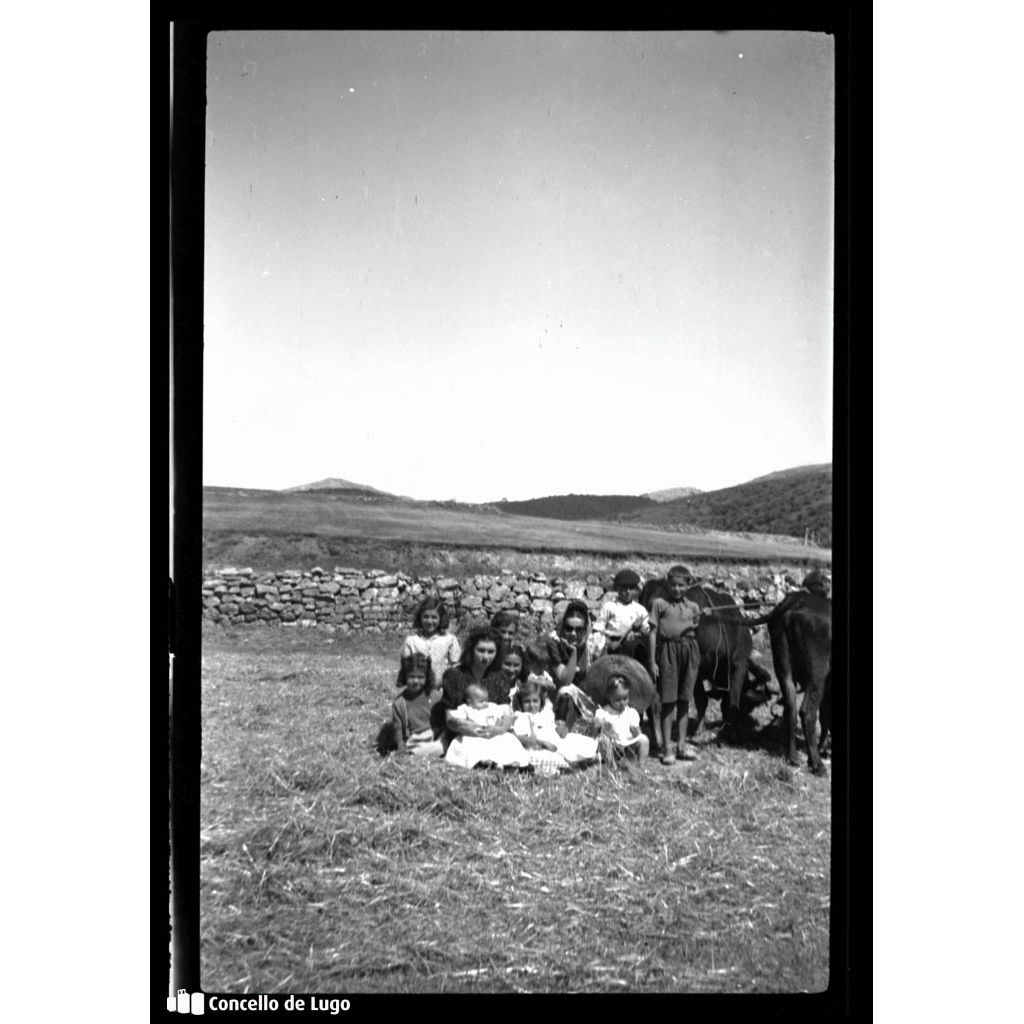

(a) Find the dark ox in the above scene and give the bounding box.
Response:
[640,579,773,748]
[746,591,832,773]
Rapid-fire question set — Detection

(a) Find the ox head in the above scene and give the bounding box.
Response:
[802,569,830,598]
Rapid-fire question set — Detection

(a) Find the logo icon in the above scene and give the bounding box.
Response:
[167,989,204,1015]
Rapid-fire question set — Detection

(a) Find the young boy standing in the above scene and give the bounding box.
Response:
[647,565,703,765]
[595,568,650,661]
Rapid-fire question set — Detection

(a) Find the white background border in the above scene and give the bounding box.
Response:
[6,8,1022,1018]
[3,9,150,1019]
[873,4,1024,1019]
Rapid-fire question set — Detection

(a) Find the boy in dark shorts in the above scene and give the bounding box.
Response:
[647,565,703,765]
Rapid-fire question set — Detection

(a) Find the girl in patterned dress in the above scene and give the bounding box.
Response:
[401,596,461,679]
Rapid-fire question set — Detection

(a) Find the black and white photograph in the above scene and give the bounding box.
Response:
[175,27,845,1002]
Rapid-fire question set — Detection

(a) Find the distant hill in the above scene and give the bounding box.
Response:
[283,477,394,497]
[493,494,658,521]
[645,486,703,503]
[745,463,831,484]
[618,464,832,546]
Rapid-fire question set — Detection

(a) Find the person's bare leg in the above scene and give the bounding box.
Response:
[676,701,696,760]
[660,704,676,764]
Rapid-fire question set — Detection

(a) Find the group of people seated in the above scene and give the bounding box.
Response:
[382,565,710,770]
[383,564,832,770]
[382,568,677,770]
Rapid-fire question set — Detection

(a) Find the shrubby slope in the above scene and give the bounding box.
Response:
[617,465,832,547]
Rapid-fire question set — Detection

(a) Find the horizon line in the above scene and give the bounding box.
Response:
[202,460,833,503]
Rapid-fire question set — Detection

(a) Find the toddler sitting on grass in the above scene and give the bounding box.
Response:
[513,679,599,771]
[594,675,650,766]
[512,678,570,774]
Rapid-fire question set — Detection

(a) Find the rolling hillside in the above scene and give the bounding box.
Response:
[494,494,657,520]
[203,487,829,572]
[618,464,832,546]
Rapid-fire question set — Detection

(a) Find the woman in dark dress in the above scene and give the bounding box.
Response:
[546,600,598,731]
[433,626,514,742]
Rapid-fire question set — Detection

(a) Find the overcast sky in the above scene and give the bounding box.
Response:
[203,30,834,502]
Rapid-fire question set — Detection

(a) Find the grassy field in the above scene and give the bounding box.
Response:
[200,626,832,994]
[203,489,831,572]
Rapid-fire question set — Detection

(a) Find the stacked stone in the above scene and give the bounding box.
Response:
[201,564,819,632]
[202,566,419,632]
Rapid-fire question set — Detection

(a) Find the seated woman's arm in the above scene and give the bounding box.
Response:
[469,705,514,739]
[549,641,578,685]
[490,704,514,734]
[445,705,483,737]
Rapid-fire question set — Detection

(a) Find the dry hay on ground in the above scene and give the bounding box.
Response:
[198,625,832,994]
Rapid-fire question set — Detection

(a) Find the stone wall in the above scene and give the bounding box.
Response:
[202,563,819,636]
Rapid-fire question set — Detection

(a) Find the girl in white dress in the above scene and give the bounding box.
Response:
[594,675,651,764]
[512,679,570,774]
[444,682,530,769]
[513,679,599,770]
